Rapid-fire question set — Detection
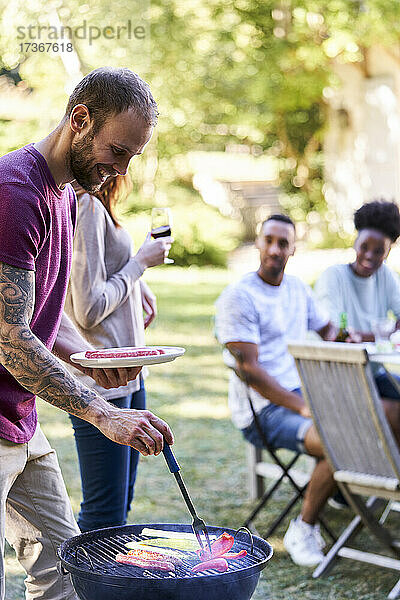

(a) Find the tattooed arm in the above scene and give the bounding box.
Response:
[0,262,173,455]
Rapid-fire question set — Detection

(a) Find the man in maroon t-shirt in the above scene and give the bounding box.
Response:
[0,68,173,600]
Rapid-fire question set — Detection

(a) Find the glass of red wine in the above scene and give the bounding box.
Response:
[151,207,174,264]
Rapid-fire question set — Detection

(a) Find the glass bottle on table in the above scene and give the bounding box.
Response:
[151,207,174,264]
[335,312,349,342]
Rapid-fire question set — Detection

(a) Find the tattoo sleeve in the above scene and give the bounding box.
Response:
[0,262,100,417]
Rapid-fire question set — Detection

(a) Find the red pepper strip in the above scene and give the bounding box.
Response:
[221,550,247,559]
[191,558,228,573]
[115,553,175,572]
[196,532,234,560]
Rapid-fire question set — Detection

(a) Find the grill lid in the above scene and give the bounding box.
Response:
[58,523,273,584]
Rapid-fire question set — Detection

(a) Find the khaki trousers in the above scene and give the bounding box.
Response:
[0,424,80,599]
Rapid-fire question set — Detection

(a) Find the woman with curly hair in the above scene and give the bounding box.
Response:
[316,199,400,442]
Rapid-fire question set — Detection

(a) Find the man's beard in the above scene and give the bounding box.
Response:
[261,258,286,281]
[266,265,284,278]
[68,130,100,194]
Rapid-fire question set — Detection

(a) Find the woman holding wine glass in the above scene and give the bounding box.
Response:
[63,174,173,532]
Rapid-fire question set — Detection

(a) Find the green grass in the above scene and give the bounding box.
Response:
[5,266,400,599]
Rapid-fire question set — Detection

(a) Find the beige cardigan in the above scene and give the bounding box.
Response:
[64,193,146,399]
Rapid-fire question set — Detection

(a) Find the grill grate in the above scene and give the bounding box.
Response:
[64,530,267,580]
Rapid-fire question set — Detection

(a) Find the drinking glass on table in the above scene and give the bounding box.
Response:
[372,317,395,353]
[151,207,174,264]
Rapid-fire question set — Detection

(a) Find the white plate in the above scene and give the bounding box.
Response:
[70,346,185,368]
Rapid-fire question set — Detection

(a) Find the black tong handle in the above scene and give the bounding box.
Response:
[162,442,180,474]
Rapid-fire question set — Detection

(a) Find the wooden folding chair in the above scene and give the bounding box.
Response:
[226,346,335,542]
[289,341,400,599]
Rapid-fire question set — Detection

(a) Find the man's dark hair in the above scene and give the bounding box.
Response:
[64,67,158,133]
[354,200,400,243]
[262,213,296,231]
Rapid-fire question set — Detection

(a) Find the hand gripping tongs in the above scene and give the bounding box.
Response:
[162,442,212,557]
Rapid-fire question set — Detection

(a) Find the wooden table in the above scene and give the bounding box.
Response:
[367,345,400,395]
[368,350,400,366]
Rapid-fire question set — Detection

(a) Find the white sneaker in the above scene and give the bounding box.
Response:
[283,518,325,566]
[313,523,326,550]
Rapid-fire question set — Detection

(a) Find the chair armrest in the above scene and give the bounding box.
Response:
[334,470,399,491]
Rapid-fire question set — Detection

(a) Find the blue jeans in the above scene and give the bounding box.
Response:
[375,371,400,400]
[69,379,146,532]
[241,388,313,454]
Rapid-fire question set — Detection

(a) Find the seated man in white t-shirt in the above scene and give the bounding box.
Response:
[215,214,337,567]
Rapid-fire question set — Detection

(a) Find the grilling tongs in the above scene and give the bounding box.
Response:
[162,442,212,557]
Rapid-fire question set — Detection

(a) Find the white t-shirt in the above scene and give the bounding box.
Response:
[315,263,400,331]
[215,271,329,429]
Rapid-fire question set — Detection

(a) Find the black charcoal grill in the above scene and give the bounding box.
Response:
[58,523,273,600]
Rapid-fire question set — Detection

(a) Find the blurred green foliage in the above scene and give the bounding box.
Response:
[122,184,241,266]
[1,0,400,259]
